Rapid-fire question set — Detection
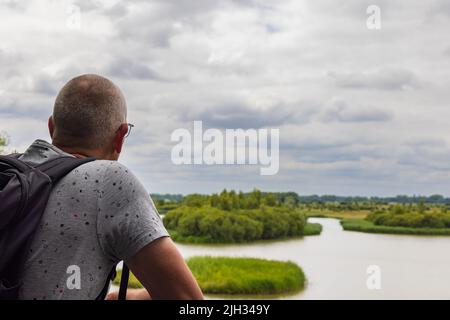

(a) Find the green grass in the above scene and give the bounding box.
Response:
[188,256,305,295]
[168,222,322,244]
[303,222,322,235]
[306,210,369,220]
[113,269,143,289]
[114,256,306,295]
[341,218,450,236]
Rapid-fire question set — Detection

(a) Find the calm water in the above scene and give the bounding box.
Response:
[175,218,450,299]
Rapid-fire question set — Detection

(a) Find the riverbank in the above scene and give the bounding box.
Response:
[306,210,368,219]
[168,222,322,244]
[113,256,305,295]
[341,218,450,235]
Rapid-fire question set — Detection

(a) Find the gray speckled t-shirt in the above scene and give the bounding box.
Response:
[17,140,169,300]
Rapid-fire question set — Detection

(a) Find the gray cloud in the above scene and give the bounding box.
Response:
[105,57,166,81]
[31,74,58,95]
[103,3,129,18]
[328,68,420,91]
[0,49,24,78]
[427,0,450,18]
[444,47,450,56]
[71,0,101,12]
[110,0,222,48]
[0,0,26,11]
[321,99,393,123]
[178,100,317,129]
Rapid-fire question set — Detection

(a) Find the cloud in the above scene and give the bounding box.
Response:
[109,0,223,48]
[328,68,421,91]
[105,57,167,81]
[427,0,450,18]
[0,0,26,11]
[30,73,58,95]
[444,47,450,56]
[320,99,393,123]
[178,100,316,129]
[0,48,24,78]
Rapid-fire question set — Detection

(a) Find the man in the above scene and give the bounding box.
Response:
[18,74,203,300]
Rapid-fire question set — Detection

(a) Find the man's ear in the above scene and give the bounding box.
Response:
[48,116,55,139]
[113,123,128,155]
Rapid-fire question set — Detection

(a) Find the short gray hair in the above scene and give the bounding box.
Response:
[52,74,127,149]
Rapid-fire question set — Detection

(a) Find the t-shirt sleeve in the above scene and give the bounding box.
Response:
[96,161,169,262]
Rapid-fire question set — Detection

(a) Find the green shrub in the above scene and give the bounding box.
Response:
[164,205,314,243]
[366,205,450,229]
[341,218,450,235]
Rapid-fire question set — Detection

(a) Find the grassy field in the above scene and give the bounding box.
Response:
[168,221,322,244]
[303,222,322,235]
[341,218,450,236]
[113,269,143,289]
[306,210,369,220]
[114,256,306,295]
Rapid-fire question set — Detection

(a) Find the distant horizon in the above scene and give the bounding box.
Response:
[150,191,450,199]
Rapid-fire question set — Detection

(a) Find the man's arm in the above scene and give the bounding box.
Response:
[122,236,203,300]
[98,163,202,300]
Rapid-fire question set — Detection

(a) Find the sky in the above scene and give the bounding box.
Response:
[1,0,450,196]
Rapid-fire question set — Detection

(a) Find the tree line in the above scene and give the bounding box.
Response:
[152,191,450,206]
[367,204,450,229]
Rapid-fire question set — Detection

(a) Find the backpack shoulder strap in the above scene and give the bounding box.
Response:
[118,264,130,300]
[35,156,96,183]
[0,155,31,172]
[95,266,117,300]
[10,153,23,159]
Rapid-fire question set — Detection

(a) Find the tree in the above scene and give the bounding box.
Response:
[283,195,297,208]
[210,193,220,207]
[0,132,8,155]
[264,193,277,206]
[229,190,240,209]
[184,194,208,207]
[417,201,426,215]
[247,189,261,209]
[219,189,232,211]
[238,191,246,208]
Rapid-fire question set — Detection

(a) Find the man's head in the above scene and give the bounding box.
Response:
[49,74,129,160]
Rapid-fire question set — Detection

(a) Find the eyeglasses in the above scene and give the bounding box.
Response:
[125,123,134,138]
[117,123,134,138]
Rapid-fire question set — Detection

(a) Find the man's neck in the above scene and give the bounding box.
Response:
[52,143,108,160]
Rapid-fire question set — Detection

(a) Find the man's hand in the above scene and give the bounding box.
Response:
[105,288,151,300]
[125,237,204,300]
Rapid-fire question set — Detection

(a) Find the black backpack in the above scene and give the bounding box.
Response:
[0,154,130,300]
[0,154,96,298]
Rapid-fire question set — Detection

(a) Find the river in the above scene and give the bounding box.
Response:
[175,218,450,299]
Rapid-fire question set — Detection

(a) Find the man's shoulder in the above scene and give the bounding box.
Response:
[64,160,139,186]
[74,160,143,193]
[75,160,131,174]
